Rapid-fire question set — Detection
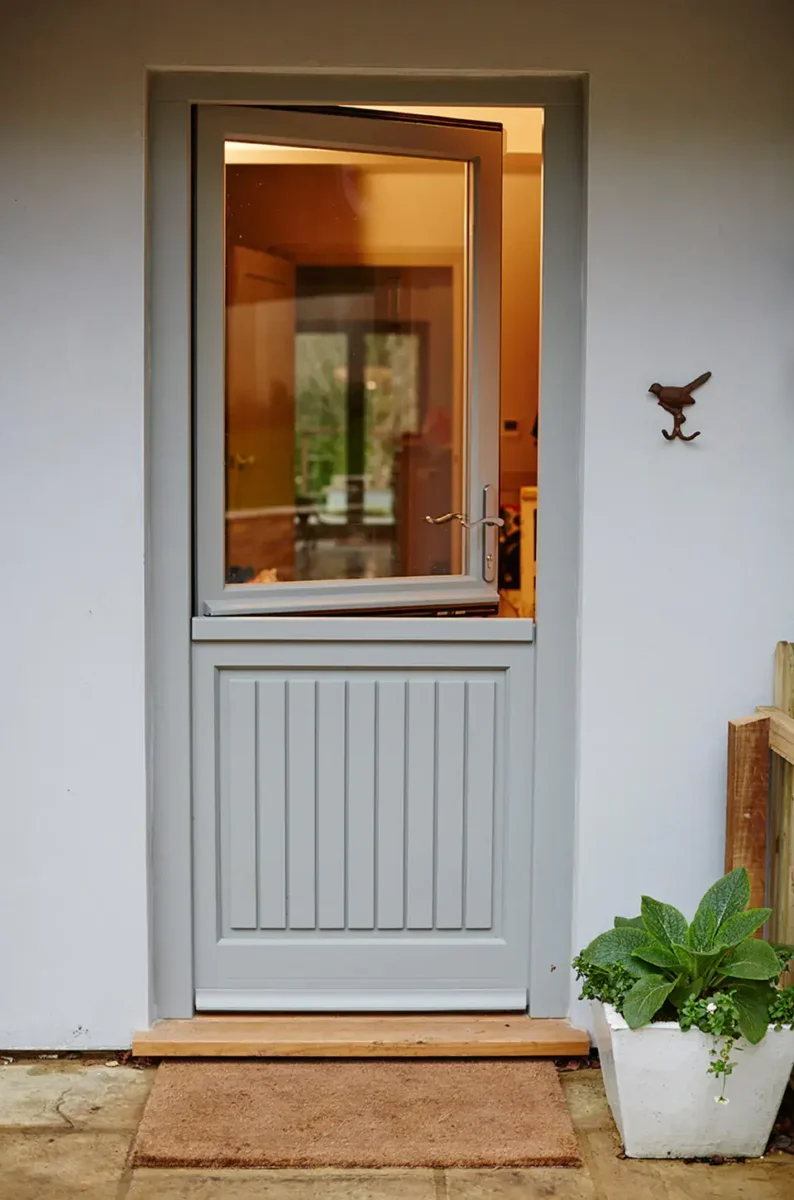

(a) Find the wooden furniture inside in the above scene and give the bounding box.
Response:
[133,1014,589,1059]
[519,484,538,618]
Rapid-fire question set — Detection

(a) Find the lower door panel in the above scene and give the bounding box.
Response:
[191,620,534,1010]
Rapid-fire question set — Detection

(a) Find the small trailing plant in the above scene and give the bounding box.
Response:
[679,992,741,1100]
[574,868,794,1095]
[769,985,794,1030]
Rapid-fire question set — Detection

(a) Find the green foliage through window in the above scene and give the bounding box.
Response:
[293,330,420,512]
[294,333,348,501]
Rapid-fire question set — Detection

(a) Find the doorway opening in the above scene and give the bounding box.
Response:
[147,72,583,1022]
[222,105,542,618]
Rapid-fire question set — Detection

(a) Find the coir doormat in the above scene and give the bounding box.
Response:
[132,1059,581,1168]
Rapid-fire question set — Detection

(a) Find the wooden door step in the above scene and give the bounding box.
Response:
[133,1014,589,1059]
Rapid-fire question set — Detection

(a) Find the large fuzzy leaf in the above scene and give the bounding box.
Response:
[688,903,718,953]
[720,937,781,980]
[669,975,704,1010]
[678,946,725,980]
[623,956,661,979]
[614,916,646,930]
[693,868,750,934]
[717,908,772,948]
[582,926,648,967]
[632,943,681,972]
[671,943,697,971]
[731,981,775,1044]
[641,896,689,949]
[622,975,677,1029]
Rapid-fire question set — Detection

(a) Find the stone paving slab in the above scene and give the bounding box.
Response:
[0,1060,792,1199]
[0,1061,154,1130]
[127,1167,440,1198]
[0,1130,132,1200]
[580,1126,794,1200]
[444,1168,596,1197]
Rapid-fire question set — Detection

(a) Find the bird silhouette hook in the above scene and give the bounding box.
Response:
[648,371,711,442]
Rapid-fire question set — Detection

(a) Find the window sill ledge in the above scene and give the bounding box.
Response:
[191,616,535,643]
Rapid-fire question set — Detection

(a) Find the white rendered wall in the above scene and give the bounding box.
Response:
[0,0,792,1045]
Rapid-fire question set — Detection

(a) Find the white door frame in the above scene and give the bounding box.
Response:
[146,71,585,1021]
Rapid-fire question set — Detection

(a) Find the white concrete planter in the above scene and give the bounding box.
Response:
[592,1001,794,1159]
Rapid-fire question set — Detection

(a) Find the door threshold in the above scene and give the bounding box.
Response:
[133,1013,589,1058]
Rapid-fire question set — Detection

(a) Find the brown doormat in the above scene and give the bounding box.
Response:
[132,1059,581,1169]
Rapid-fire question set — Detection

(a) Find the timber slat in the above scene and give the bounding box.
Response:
[133,1014,590,1059]
[725,713,770,911]
[770,643,794,987]
[756,706,794,767]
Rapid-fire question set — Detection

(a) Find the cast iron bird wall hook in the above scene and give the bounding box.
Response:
[648,371,712,441]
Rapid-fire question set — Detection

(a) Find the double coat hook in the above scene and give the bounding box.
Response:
[648,371,712,442]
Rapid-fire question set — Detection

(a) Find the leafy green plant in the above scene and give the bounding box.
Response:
[572,954,636,1011]
[769,986,794,1030]
[576,868,794,1049]
[679,992,741,1101]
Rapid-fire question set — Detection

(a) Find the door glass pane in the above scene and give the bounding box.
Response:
[224,141,467,586]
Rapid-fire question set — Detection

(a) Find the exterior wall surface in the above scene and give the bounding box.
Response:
[0,0,792,1046]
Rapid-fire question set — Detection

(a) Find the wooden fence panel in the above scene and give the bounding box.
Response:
[769,643,794,984]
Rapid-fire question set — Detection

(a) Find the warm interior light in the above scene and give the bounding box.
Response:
[369,106,543,155]
[224,107,543,164]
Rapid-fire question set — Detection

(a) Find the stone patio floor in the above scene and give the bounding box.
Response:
[0,1058,792,1198]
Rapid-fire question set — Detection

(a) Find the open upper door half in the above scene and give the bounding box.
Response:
[194,104,503,615]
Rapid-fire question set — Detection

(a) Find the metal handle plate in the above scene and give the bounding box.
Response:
[425,485,501,584]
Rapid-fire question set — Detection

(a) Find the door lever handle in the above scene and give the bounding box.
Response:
[424,512,504,530]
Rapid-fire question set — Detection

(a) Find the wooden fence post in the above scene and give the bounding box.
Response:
[769,643,794,983]
[725,713,770,912]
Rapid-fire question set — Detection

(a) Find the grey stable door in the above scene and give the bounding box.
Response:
[192,105,532,1010]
